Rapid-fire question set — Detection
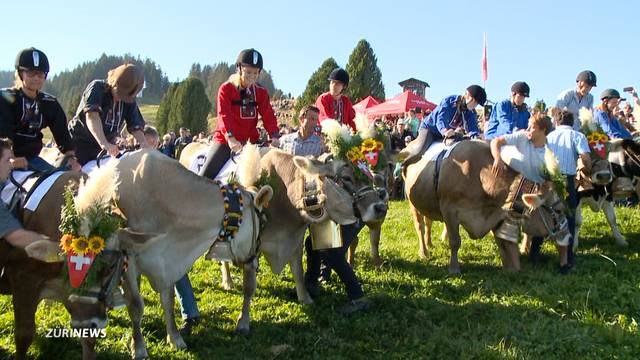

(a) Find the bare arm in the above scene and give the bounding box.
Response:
[131,129,149,148]
[490,136,507,176]
[4,228,48,249]
[86,111,119,156]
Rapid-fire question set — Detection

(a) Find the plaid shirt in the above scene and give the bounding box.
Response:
[279,132,324,157]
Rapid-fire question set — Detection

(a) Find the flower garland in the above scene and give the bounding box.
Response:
[59,185,121,290]
[322,119,389,183]
[579,108,609,160]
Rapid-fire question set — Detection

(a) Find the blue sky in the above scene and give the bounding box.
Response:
[2,0,638,106]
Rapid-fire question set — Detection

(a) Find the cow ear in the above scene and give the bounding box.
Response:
[521,194,545,210]
[254,185,273,208]
[293,156,331,176]
[25,239,65,263]
[117,228,159,251]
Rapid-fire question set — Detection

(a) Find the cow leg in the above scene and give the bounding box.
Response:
[290,241,313,305]
[80,337,97,360]
[410,204,429,259]
[574,202,583,251]
[220,261,233,290]
[122,266,148,359]
[347,236,359,266]
[368,223,383,267]
[505,240,521,271]
[520,234,531,254]
[444,217,462,275]
[12,287,40,360]
[603,201,627,246]
[236,259,258,336]
[159,286,187,349]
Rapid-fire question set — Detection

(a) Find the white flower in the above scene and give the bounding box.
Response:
[579,107,596,132]
[321,119,342,142]
[544,146,560,176]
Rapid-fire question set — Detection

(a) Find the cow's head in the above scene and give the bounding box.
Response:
[609,139,640,177]
[292,156,358,225]
[521,182,570,245]
[590,157,613,185]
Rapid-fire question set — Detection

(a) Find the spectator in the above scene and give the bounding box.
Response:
[159,134,175,158]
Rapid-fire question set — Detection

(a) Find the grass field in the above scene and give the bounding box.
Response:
[0,201,638,359]
[139,104,159,126]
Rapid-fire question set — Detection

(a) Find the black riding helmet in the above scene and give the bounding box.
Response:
[236,48,263,70]
[15,47,49,74]
[511,81,530,97]
[576,70,597,87]
[328,68,349,87]
[600,88,624,101]
[466,85,487,106]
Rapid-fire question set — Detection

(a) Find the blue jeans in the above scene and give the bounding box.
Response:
[175,274,200,320]
[27,156,56,173]
[305,220,365,300]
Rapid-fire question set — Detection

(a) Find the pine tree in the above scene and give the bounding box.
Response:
[293,57,339,122]
[168,77,211,134]
[156,83,178,135]
[345,39,385,103]
[533,99,547,113]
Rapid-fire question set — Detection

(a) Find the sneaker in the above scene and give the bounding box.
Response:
[337,297,372,315]
[559,264,572,275]
[179,317,200,336]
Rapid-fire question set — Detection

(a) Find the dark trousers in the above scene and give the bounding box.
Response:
[530,176,577,264]
[199,142,231,180]
[402,128,438,167]
[304,221,364,300]
[75,140,103,166]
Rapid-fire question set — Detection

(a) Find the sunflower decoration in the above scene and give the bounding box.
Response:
[321,118,389,183]
[58,185,122,289]
[579,108,610,160]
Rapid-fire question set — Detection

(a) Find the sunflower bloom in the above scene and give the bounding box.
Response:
[60,234,74,253]
[87,236,105,254]
[71,236,90,256]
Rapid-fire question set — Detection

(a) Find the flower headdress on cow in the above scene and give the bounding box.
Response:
[579,107,609,160]
[541,147,567,200]
[321,116,389,182]
[59,184,122,290]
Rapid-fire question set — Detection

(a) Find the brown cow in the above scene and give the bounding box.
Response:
[0,171,109,360]
[404,140,570,274]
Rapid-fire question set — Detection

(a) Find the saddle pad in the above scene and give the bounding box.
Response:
[1,171,65,211]
[187,147,241,184]
[81,151,137,176]
[421,141,461,162]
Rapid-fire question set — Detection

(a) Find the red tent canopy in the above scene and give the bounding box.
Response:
[365,91,437,118]
[353,95,381,113]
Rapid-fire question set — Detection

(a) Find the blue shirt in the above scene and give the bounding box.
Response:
[484,99,530,140]
[419,95,479,138]
[594,108,632,139]
[556,89,594,131]
[547,125,590,175]
[279,132,324,157]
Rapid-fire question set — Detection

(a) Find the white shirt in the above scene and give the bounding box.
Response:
[547,125,590,175]
[501,131,547,183]
[556,88,594,131]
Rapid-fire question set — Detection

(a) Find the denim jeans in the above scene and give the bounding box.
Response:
[175,274,200,320]
[27,156,56,173]
[305,220,365,300]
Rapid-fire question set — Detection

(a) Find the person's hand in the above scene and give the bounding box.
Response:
[104,143,120,157]
[67,156,82,172]
[443,129,455,138]
[228,136,243,153]
[270,137,280,148]
[10,157,28,169]
[492,158,506,177]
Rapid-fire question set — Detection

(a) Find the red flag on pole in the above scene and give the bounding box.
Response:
[482,33,488,83]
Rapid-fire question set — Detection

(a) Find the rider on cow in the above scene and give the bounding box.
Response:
[315,68,357,132]
[0,48,77,172]
[199,48,280,180]
[484,81,531,140]
[68,64,149,166]
[0,138,61,263]
[595,89,633,140]
[402,85,487,166]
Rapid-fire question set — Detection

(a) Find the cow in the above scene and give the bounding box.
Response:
[404,140,570,274]
[69,148,274,358]
[573,139,640,249]
[0,170,113,360]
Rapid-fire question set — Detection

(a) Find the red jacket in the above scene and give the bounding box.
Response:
[315,92,356,131]
[213,80,279,144]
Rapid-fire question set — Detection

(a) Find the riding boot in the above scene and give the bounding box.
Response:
[198,142,231,180]
[401,128,434,167]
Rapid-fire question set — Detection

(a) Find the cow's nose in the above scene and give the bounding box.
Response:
[374,203,387,214]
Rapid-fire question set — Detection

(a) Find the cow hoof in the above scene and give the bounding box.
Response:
[299,294,314,305]
[167,335,187,349]
[133,349,149,360]
[616,239,628,247]
[448,266,461,275]
[371,257,384,268]
[221,281,233,291]
[419,251,429,260]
